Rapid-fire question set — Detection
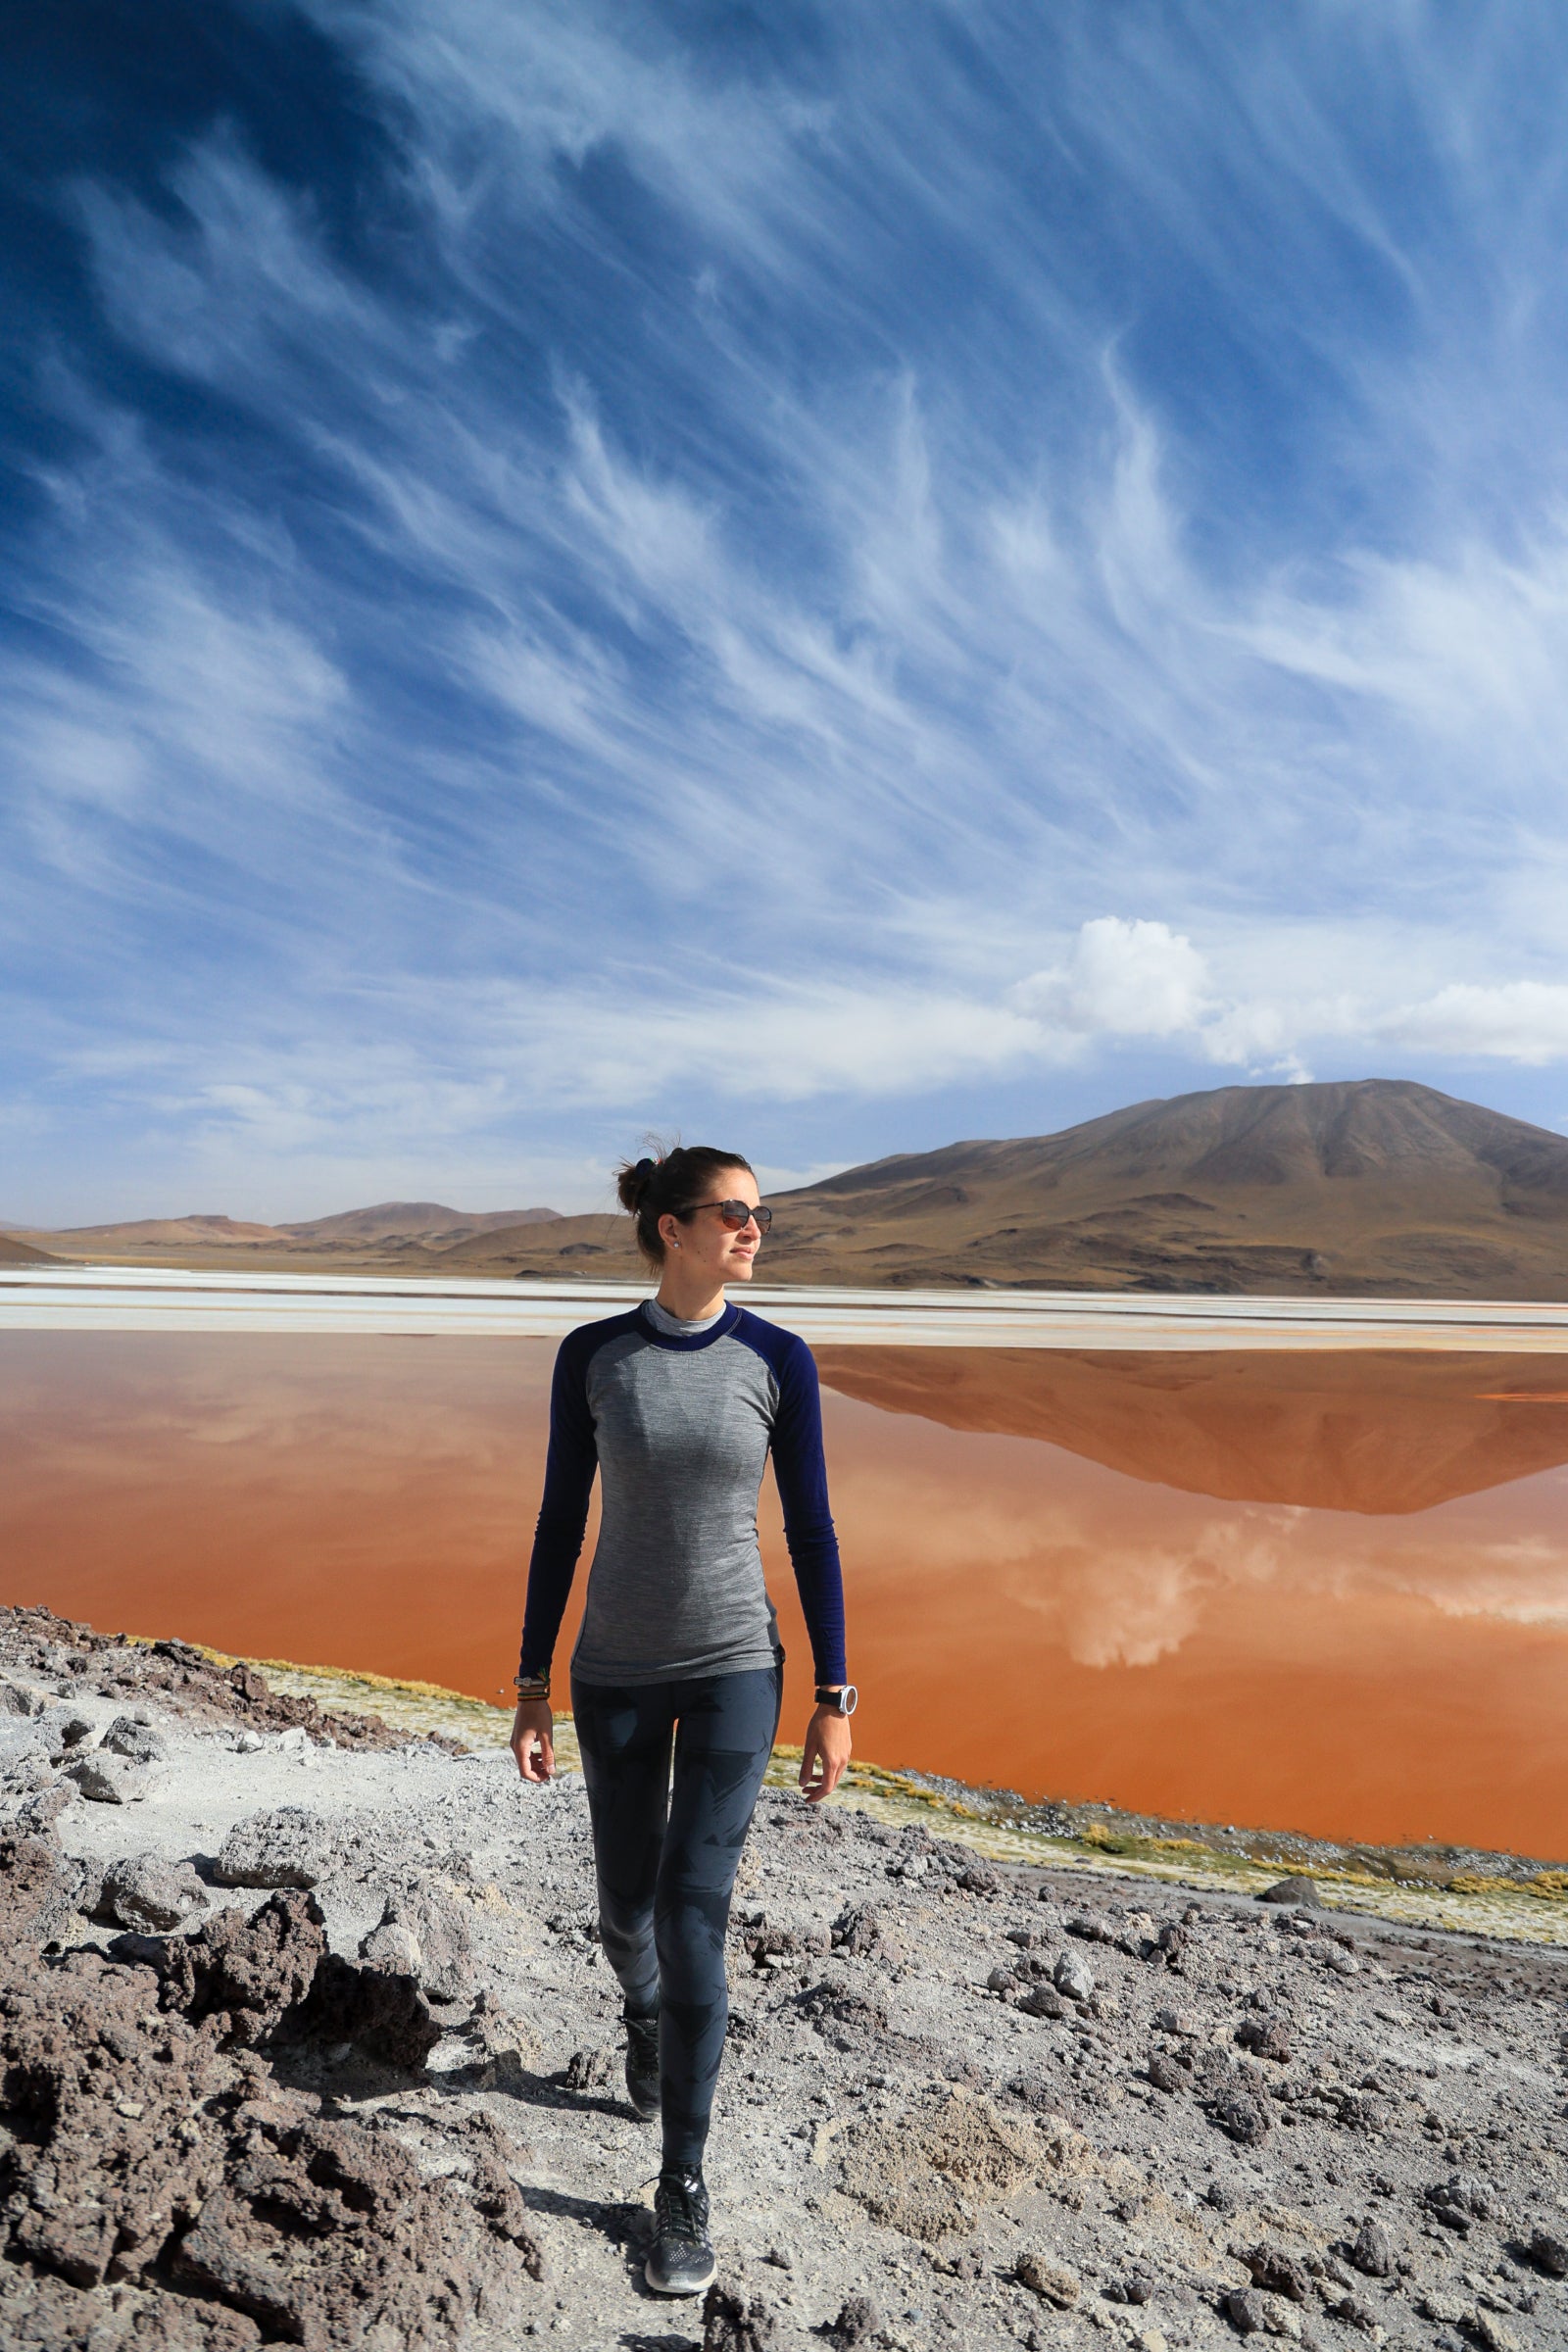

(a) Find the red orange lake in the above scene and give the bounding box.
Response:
[4,1333,1568,1856]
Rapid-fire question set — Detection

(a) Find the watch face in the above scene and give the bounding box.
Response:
[841,1684,858,1716]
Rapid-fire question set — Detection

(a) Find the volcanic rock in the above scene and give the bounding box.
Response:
[703,2283,780,2349]
[1015,2251,1081,2307]
[102,1715,170,1765]
[97,1852,209,1933]
[1348,2216,1394,2278]
[1239,2245,1309,2302]
[1236,2013,1293,2063]
[1212,2091,1270,2146]
[0,1833,90,1944]
[359,1880,474,2002]
[1529,2226,1568,2277]
[1259,1877,1322,1907]
[830,1901,883,1957]
[213,1804,331,1889]
[63,1751,148,1804]
[1054,1949,1096,2002]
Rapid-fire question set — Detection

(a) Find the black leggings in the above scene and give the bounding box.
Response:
[570,1661,782,2171]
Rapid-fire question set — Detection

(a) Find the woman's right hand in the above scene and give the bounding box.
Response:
[511,1699,555,1784]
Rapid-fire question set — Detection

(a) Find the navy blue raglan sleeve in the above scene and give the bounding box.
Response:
[744,1317,848,1686]
[516,1324,602,1680]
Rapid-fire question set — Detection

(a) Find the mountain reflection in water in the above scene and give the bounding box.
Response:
[4,1334,1568,1856]
[810,1347,1568,1515]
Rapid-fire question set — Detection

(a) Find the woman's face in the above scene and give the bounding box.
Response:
[660,1165,763,1285]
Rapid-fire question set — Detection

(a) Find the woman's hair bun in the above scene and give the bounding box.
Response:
[615,1152,662,1213]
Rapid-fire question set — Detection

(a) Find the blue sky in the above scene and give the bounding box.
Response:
[6,1,1568,1222]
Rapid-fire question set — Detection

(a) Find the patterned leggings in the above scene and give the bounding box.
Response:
[570,1661,783,2170]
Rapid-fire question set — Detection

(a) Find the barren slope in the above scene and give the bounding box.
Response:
[19,1080,1568,1295]
[426,1080,1568,1298]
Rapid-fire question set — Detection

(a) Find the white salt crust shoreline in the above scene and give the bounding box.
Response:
[6,1266,1568,1348]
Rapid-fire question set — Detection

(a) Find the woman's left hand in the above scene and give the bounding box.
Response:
[799,1704,852,1804]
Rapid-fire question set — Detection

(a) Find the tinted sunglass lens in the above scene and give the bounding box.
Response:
[721,1200,771,1232]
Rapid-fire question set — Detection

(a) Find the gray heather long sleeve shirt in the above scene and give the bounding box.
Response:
[517,1300,847,1688]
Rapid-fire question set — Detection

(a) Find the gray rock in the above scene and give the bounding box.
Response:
[214,1805,331,1888]
[1015,2253,1079,2308]
[1221,2288,1266,2333]
[704,2284,780,2350]
[1324,2292,1384,2334]
[63,1752,149,1804]
[1213,2091,1269,2145]
[1053,1949,1095,2003]
[1259,1876,1322,1906]
[97,1853,209,1934]
[1529,2227,1568,2278]
[1349,2217,1394,2278]
[1236,2013,1293,2063]
[562,2047,614,2093]
[1241,2246,1309,2302]
[823,2292,878,2345]
[102,1715,169,1765]
[16,1782,75,1834]
[1425,2173,1503,2233]
[55,1712,97,1749]
[830,1904,882,1957]
[0,1680,45,1719]
[360,1882,474,2002]
[1322,1941,1359,1977]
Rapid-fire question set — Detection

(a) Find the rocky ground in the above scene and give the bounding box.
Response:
[2,1606,1567,2352]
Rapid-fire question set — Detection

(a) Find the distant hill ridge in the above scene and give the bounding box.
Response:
[3,1200,561,1264]
[450,1078,1568,1298]
[7,1080,1568,1298]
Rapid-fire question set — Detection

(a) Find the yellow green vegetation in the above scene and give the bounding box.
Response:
[127,1633,1568,1950]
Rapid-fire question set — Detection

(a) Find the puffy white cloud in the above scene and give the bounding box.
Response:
[1012,918,1211,1039]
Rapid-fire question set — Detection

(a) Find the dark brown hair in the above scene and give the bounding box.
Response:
[614,1143,756,1268]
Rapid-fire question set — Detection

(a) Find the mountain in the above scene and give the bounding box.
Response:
[18,1081,1568,1295]
[455,1079,1568,1298]
[277,1202,561,1248]
[13,1201,561,1269]
[0,1232,62,1265]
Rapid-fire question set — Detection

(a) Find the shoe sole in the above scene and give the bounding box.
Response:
[643,2251,716,2296]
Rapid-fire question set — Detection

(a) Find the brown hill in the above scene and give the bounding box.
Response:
[0,1232,61,1265]
[19,1081,1568,1294]
[812,1347,1568,1514]
[16,1201,561,1271]
[278,1200,561,1247]
[19,1215,288,1250]
[441,1079,1568,1297]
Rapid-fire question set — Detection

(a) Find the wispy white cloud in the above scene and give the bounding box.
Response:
[7,2,1568,1212]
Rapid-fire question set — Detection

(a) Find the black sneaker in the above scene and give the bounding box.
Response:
[624,2008,660,2122]
[644,2165,715,2296]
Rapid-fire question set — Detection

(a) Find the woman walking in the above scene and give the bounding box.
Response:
[510,1145,855,2295]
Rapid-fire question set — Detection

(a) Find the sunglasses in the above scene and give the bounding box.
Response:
[675,1198,773,1234]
